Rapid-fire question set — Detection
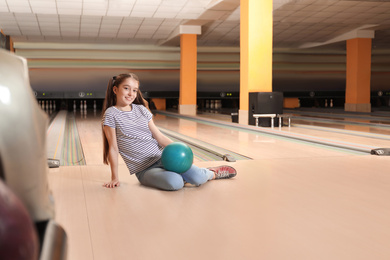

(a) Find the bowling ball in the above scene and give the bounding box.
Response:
[161,142,193,173]
[0,180,39,260]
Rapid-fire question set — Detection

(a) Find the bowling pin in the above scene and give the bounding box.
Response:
[53,101,56,110]
[84,100,87,110]
[73,100,76,111]
[217,100,221,109]
[330,99,333,108]
[325,99,328,107]
[93,100,96,110]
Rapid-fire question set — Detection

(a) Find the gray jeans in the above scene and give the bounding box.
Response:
[136,159,214,191]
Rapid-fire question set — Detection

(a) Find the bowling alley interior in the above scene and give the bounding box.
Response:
[1,0,390,259]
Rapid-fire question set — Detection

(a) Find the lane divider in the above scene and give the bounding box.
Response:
[53,118,66,160]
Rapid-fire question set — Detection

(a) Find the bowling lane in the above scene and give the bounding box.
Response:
[161,131,233,162]
[48,150,390,260]
[291,118,390,135]
[186,111,390,152]
[47,166,93,260]
[47,110,390,260]
[73,111,244,164]
[278,124,390,150]
[152,114,366,160]
[46,110,67,161]
[199,109,390,136]
[74,110,127,166]
[65,109,380,166]
[286,109,390,125]
[285,109,390,135]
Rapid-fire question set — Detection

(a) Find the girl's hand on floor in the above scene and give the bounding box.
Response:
[103,180,120,188]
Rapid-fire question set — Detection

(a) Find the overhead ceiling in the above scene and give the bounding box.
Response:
[0,0,390,50]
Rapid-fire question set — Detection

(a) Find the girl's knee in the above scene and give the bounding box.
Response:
[152,171,184,191]
[141,168,184,191]
[162,176,184,191]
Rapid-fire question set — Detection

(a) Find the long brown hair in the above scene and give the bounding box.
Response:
[102,73,149,165]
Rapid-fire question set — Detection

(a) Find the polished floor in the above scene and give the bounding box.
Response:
[47,108,390,260]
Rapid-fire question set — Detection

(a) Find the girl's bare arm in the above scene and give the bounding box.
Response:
[103,125,120,188]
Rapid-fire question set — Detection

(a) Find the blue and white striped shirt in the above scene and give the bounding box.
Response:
[102,105,162,174]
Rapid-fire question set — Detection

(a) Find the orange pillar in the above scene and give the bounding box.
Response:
[240,0,273,124]
[151,98,166,110]
[9,36,14,52]
[345,38,372,112]
[179,32,198,115]
[0,29,13,52]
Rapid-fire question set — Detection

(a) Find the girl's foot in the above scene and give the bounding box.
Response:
[208,165,237,179]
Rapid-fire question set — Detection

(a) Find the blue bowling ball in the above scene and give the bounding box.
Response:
[161,142,193,173]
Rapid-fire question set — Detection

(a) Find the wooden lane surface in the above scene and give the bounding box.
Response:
[278,124,390,149]
[285,109,390,135]
[48,156,390,260]
[74,112,209,164]
[291,118,390,136]
[75,112,126,166]
[157,112,390,152]
[286,109,390,124]
[46,111,390,260]
[152,114,365,159]
[199,110,390,136]
[47,166,94,260]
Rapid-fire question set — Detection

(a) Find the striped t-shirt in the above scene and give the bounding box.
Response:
[102,105,162,175]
